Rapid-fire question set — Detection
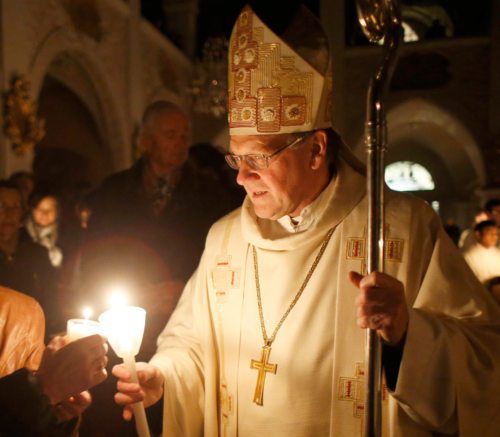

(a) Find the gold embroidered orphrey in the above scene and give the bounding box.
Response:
[346,228,404,275]
[250,227,335,405]
[212,254,240,303]
[338,363,388,435]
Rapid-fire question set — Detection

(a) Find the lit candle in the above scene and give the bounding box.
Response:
[66,307,101,342]
[99,305,150,437]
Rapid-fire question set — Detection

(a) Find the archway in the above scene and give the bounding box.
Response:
[35,75,111,188]
[353,98,486,228]
[29,28,129,170]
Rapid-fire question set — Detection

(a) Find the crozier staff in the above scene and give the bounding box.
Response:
[113,4,500,437]
[355,0,403,434]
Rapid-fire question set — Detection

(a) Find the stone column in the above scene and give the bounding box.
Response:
[320,0,346,136]
[127,0,143,166]
[162,0,199,59]
[486,0,500,189]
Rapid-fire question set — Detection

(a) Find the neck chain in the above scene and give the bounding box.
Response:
[250,226,335,405]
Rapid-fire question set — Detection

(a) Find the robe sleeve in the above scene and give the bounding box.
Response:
[150,235,221,437]
[149,267,205,436]
[391,202,500,435]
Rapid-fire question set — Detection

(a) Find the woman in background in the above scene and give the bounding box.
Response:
[25,190,64,268]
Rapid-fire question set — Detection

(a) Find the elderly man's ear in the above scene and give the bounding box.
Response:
[310,131,328,170]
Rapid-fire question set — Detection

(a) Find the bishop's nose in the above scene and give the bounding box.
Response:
[236,160,258,186]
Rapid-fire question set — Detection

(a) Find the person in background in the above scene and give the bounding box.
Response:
[112,5,500,437]
[9,170,34,215]
[462,219,500,285]
[57,189,95,324]
[0,180,61,339]
[81,101,238,356]
[24,190,64,268]
[443,218,461,246]
[0,285,108,436]
[459,199,500,249]
[75,197,92,231]
[76,101,237,436]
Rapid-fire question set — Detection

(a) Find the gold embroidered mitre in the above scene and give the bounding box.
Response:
[228,5,332,136]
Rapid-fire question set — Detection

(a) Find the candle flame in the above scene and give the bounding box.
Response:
[82,306,93,320]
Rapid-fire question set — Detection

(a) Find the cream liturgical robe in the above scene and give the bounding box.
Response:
[462,243,500,285]
[150,158,500,437]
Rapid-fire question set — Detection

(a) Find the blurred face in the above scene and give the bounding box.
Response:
[476,226,498,248]
[0,188,23,242]
[78,206,91,229]
[32,196,58,227]
[229,132,328,220]
[142,110,190,173]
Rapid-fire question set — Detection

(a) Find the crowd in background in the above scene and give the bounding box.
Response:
[0,100,244,436]
[443,199,500,304]
[1,105,244,343]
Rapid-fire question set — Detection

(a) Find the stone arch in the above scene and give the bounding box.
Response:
[35,76,111,187]
[353,98,486,226]
[29,27,129,170]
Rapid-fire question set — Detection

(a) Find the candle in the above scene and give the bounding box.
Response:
[99,305,150,437]
[66,319,102,342]
[66,307,101,342]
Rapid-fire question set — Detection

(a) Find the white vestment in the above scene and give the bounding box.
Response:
[462,243,500,284]
[150,158,500,437]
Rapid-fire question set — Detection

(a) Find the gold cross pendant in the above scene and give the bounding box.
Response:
[250,345,277,406]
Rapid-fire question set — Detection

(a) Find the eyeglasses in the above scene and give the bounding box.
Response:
[225,133,311,171]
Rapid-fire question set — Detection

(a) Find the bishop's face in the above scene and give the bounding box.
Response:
[229,132,327,220]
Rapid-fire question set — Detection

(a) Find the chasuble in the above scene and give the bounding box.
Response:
[150,157,500,437]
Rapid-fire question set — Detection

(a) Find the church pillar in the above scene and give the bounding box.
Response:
[162,0,199,59]
[127,0,143,165]
[487,0,500,189]
[321,0,346,136]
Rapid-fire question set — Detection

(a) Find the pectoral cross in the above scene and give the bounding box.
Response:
[250,345,277,406]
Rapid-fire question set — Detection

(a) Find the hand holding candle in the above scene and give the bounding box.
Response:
[99,304,151,437]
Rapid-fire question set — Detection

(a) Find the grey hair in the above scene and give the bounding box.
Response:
[140,100,187,135]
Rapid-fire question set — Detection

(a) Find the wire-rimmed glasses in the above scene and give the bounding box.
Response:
[225,132,311,171]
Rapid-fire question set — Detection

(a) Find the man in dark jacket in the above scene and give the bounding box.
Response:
[80,102,237,341]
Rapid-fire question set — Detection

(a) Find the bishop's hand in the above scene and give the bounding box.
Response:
[348,271,409,347]
[112,362,164,421]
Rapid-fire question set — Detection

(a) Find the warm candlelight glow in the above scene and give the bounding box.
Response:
[66,318,101,342]
[107,285,129,308]
[98,306,145,358]
[83,306,93,320]
[98,303,150,437]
